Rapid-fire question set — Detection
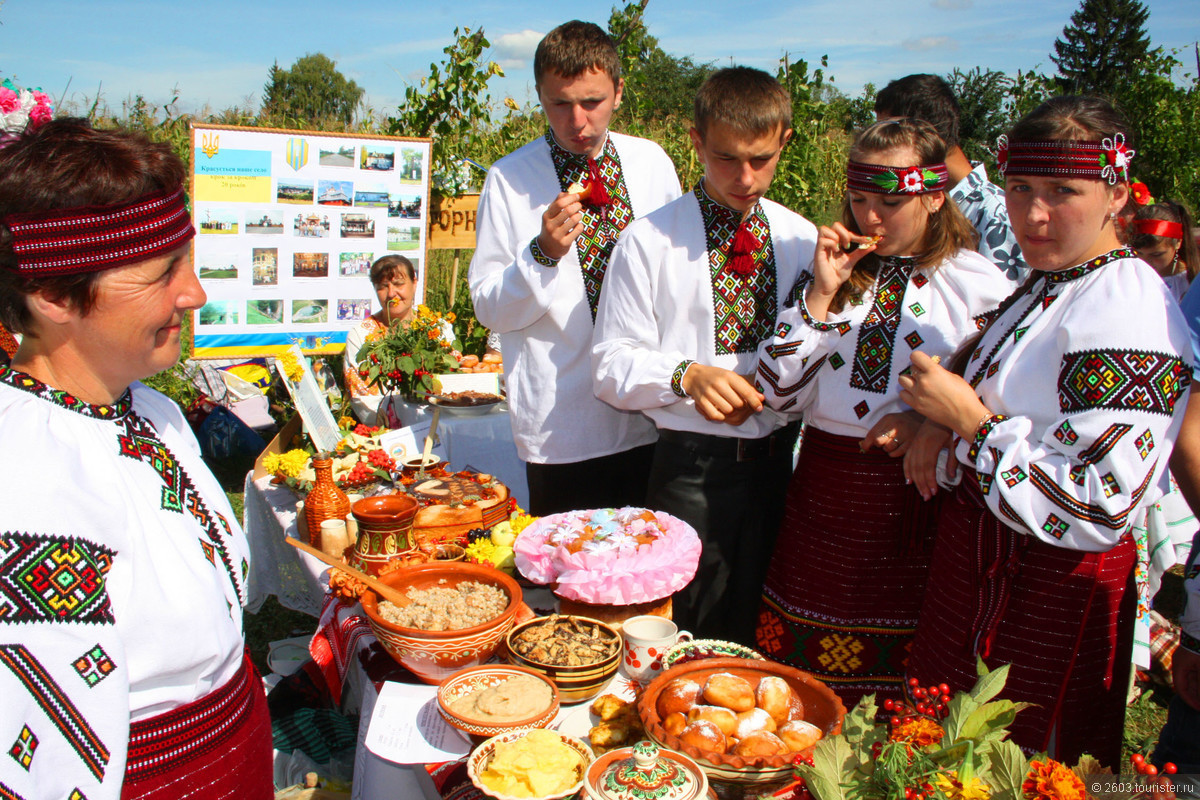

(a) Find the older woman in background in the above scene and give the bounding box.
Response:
[0,119,272,799]
[343,254,418,423]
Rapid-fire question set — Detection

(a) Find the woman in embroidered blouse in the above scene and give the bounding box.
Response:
[343,254,417,423]
[0,119,272,799]
[898,97,1192,767]
[1131,200,1198,303]
[752,119,1016,708]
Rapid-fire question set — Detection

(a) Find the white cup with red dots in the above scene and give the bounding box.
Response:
[621,615,692,683]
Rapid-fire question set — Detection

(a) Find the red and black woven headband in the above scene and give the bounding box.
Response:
[1133,219,1184,240]
[996,133,1135,185]
[846,161,949,195]
[2,186,195,276]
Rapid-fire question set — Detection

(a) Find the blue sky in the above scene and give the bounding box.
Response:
[4,0,1197,117]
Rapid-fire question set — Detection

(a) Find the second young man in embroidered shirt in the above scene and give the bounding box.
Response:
[593,67,818,641]
[469,21,681,515]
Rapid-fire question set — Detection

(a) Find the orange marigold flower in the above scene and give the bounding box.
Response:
[1021,759,1086,800]
[889,716,944,747]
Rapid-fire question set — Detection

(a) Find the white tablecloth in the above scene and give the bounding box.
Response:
[243,407,530,617]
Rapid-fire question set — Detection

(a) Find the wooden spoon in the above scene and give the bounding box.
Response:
[418,406,441,478]
[286,537,410,606]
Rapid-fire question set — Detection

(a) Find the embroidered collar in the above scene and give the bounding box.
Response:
[694,180,755,228]
[0,364,132,420]
[880,255,919,271]
[544,128,610,166]
[1044,248,1133,284]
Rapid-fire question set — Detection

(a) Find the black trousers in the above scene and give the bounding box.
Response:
[648,423,800,644]
[524,442,656,517]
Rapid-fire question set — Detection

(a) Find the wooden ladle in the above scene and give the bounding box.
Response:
[286,537,410,606]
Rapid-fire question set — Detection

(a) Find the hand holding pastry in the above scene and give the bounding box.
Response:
[537,192,585,262]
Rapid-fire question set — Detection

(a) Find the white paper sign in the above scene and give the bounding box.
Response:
[433,372,501,395]
[364,681,471,764]
[377,421,442,463]
[274,345,342,452]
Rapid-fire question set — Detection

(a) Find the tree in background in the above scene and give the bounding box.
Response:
[387,27,504,196]
[1051,0,1151,96]
[947,67,1014,164]
[608,0,713,123]
[262,53,363,127]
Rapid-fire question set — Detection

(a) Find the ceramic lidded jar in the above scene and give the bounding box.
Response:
[586,740,709,800]
[348,494,420,576]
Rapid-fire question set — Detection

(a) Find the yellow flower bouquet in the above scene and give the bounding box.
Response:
[354,305,461,400]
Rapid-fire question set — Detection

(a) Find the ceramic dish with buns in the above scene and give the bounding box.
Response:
[637,657,845,787]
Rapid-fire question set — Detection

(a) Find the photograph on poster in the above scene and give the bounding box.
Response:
[339,252,373,277]
[190,125,431,358]
[399,148,423,183]
[248,299,284,325]
[317,179,353,206]
[337,298,372,321]
[293,252,329,278]
[294,212,330,238]
[389,193,421,219]
[246,210,284,234]
[200,300,240,325]
[292,299,328,324]
[319,145,355,167]
[360,146,394,171]
[199,262,238,280]
[252,248,279,285]
[387,225,421,251]
[355,187,389,207]
[277,182,314,204]
[340,212,375,238]
[198,208,239,234]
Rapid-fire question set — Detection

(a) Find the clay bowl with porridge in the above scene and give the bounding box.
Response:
[361,562,524,683]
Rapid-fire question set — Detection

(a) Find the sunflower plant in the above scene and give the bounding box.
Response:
[785,660,1105,800]
[354,305,461,400]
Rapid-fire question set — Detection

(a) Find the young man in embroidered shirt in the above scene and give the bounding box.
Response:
[592,67,817,642]
[469,20,681,516]
[874,73,1028,281]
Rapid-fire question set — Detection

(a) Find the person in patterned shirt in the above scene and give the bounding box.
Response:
[0,119,271,798]
[875,73,1028,281]
[751,119,1016,709]
[469,20,681,515]
[593,67,817,641]
[898,96,1193,767]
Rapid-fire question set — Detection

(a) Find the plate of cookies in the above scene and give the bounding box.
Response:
[636,657,846,786]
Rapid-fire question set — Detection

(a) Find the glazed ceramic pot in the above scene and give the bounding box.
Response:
[504,615,623,703]
[585,740,710,800]
[348,494,419,576]
[359,562,523,684]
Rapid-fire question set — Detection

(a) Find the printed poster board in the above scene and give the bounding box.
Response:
[189,123,432,359]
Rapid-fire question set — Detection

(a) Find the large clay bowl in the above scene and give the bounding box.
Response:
[436,665,560,738]
[360,562,523,684]
[504,615,622,703]
[637,657,846,788]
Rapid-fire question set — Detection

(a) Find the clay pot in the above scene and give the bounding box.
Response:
[348,494,419,577]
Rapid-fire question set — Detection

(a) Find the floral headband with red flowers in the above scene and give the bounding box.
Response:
[847,161,949,195]
[996,133,1135,185]
[1,186,195,276]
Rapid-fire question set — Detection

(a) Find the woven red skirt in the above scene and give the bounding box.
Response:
[121,651,273,800]
[905,472,1136,768]
[755,426,940,709]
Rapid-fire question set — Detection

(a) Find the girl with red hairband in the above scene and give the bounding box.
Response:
[897,96,1193,767]
[752,119,1017,709]
[1132,200,1198,302]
